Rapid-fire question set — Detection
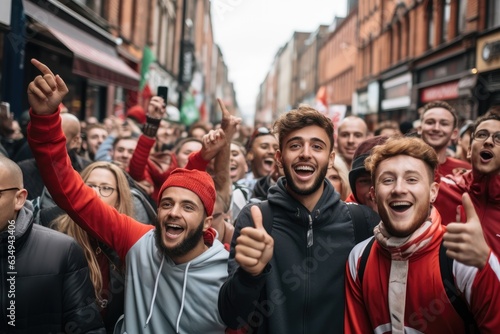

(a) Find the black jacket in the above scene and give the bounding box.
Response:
[219,178,379,333]
[0,201,105,333]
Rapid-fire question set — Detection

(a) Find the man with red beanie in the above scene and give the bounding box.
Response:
[26,59,235,333]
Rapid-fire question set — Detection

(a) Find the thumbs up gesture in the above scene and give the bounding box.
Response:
[235,205,274,276]
[443,193,490,269]
[27,59,69,115]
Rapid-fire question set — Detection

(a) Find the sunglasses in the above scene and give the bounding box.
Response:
[246,127,273,150]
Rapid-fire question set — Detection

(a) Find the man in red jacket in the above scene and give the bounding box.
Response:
[435,109,500,256]
[345,136,499,333]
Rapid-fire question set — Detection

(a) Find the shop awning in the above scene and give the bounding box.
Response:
[24,1,140,90]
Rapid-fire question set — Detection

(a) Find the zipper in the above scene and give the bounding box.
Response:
[307,214,313,247]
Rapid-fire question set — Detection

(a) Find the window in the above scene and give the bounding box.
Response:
[427,1,435,49]
[74,0,106,18]
[442,0,451,42]
[488,0,500,28]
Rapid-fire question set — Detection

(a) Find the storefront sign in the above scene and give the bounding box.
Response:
[0,0,12,26]
[419,57,466,83]
[420,81,459,103]
[477,32,500,73]
[381,73,412,110]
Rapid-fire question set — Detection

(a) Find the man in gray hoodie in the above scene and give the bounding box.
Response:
[26,58,239,333]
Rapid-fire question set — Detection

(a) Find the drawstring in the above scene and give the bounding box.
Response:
[144,256,165,328]
[176,262,191,333]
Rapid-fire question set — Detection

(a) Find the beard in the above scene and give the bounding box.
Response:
[283,162,328,196]
[155,219,205,259]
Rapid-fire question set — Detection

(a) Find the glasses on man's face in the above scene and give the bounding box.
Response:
[0,187,19,195]
[472,130,500,146]
[86,184,115,197]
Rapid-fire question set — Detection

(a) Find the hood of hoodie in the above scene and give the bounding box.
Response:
[0,200,34,250]
[267,177,342,228]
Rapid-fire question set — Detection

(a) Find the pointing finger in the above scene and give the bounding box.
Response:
[31,58,54,77]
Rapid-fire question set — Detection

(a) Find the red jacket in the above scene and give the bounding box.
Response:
[435,170,500,254]
[435,156,471,182]
[345,213,500,333]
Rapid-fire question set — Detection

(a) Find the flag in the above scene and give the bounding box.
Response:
[139,46,155,92]
[180,92,200,126]
[315,86,328,114]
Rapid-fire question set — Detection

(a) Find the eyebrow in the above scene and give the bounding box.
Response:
[285,136,327,146]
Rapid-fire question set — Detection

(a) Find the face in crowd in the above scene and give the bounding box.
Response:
[368,138,439,237]
[247,129,279,179]
[420,106,458,153]
[230,142,248,183]
[0,158,26,231]
[175,139,203,169]
[85,125,108,158]
[470,117,500,175]
[156,186,210,264]
[111,137,137,170]
[336,116,368,166]
[277,124,332,198]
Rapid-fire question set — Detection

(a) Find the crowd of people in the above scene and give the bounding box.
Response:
[0,58,498,333]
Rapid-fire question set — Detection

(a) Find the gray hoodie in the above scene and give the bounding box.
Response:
[114,230,229,333]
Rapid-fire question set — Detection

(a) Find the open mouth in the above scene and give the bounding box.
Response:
[263,158,274,167]
[294,165,315,177]
[389,201,412,212]
[480,150,493,161]
[165,224,184,238]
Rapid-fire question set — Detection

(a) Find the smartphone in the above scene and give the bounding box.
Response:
[0,102,10,118]
[157,86,169,103]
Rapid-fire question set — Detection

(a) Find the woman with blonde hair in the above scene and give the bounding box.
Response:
[52,161,134,333]
[326,155,352,200]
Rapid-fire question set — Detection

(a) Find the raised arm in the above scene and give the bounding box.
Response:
[27,59,152,259]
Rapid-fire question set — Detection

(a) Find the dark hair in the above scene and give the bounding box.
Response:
[366,136,438,185]
[421,101,458,128]
[272,105,334,151]
[112,136,137,149]
[472,112,500,134]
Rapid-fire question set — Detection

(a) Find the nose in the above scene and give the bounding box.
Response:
[391,178,407,195]
[90,185,102,198]
[168,203,182,218]
[299,144,311,159]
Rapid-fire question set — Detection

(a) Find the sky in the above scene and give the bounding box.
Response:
[211,0,347,124]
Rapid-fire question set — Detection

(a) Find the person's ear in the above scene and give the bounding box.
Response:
[275,150,283,168]
[15,189,28,211]
[203,215,212,231]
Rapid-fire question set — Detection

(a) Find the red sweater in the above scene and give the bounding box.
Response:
[27,110,209,260]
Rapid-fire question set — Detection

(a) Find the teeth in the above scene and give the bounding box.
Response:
[390,201,411,207]
[167,224,182,229]
[295,166,314,171]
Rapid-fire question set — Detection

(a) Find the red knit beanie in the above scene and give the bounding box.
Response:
[126,105,146,124]
[158,168,216,216]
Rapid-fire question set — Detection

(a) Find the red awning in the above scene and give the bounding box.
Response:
[24,1,140,90]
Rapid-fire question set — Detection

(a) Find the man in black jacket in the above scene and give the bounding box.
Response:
[0,156,104,333]
[219,106,380,333]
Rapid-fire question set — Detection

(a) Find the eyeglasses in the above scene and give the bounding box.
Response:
[86,184,115,197]
[0,187,19,195]
[472,130,500,146]
[246,127,272,150]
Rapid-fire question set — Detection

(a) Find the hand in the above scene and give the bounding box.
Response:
[148,96,166,119]
[27,59,69,115]
[200,128,226,161]
[235,205,274,276]
[443,193,490,269]
[217,98,241,141]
